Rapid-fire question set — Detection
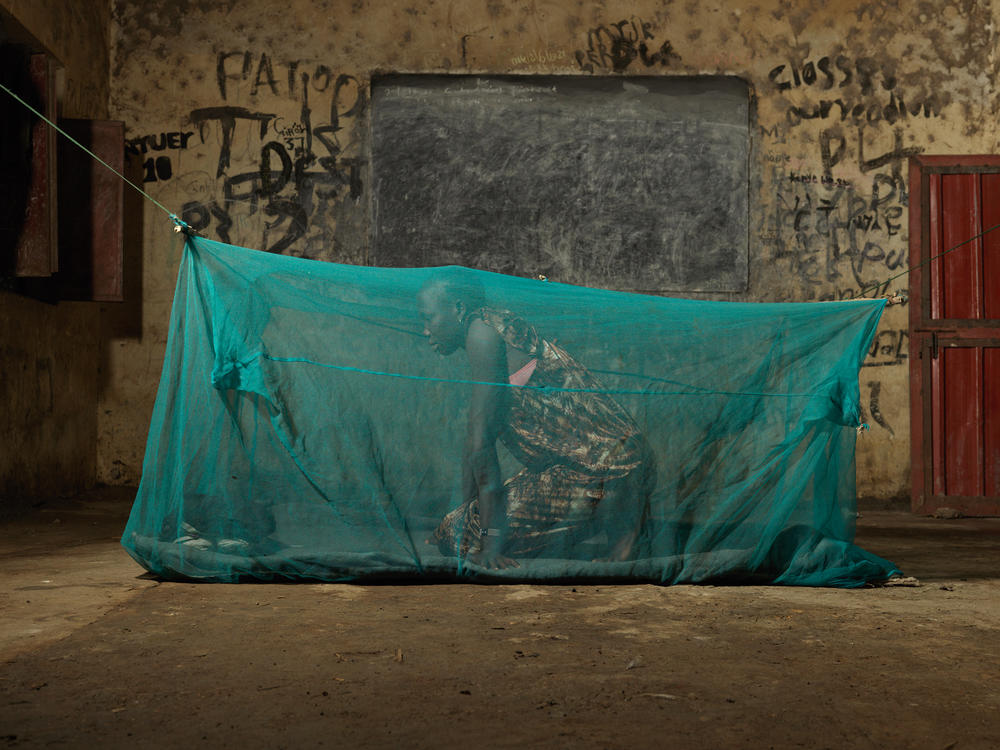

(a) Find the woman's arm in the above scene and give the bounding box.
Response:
[463,319,517,568]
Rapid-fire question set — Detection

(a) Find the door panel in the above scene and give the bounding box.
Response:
[983,174,1000,319]
[910,157,1000,516]
[936,174,981,320]
[986,347,1000,496]
[932,345,994,498]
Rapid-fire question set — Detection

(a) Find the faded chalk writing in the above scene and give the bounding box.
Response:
[788,172,853,189]
[511,48,567,66]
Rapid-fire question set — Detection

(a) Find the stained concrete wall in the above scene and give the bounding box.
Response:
[0,0,111,503]
[102,0,1000,501]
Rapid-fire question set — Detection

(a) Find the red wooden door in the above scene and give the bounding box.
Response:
[910,157,1000,515]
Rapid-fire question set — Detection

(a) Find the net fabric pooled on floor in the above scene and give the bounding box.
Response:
[122,236,900,586]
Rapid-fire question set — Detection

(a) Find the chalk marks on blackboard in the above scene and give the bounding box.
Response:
[372,75,749,293]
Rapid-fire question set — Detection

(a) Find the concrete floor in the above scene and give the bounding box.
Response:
[1,488,999,749]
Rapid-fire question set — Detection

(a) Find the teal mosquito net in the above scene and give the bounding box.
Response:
[122,235,901,586]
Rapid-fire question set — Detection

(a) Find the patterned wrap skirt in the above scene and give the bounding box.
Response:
[430,309,656,557]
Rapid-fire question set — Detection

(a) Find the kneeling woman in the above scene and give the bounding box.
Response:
[418,273,656,569]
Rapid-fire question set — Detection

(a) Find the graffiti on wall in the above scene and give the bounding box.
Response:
[865,329,908,368]
[769,54,942,127]
[768,177,907,294]
[758,48,934,348]
[819,126,922,181]
[164,51,367,257]
[767,170,908,295]
[511,48,568,66]
[574,17,680,73]
[761,124,917,297]
[126,131,196,183]
[861,379,895,436]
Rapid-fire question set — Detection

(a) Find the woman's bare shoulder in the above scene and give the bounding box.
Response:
[466,317,505,355]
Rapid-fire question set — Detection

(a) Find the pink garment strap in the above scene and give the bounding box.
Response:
[508,358,538,386]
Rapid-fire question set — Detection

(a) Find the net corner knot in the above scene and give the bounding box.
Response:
[169,214,198,236]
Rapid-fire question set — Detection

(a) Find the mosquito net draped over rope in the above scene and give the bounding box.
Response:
[122,235,900,586]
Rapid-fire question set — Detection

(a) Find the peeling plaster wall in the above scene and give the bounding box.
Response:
[0,0,111,503]
[105,0,1000,501]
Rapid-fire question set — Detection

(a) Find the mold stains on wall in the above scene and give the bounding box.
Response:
[915,0,995,72]
[574,16,679,73]
[486,0,507,19]
[445,0,575,69]
[112,0,193,74]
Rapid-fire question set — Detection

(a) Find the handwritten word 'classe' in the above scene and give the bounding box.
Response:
[769,55,895,95]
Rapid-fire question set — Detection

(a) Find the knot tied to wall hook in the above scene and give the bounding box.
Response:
[169,214,198,236]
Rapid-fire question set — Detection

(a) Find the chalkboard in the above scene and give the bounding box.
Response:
[372,75,749,293]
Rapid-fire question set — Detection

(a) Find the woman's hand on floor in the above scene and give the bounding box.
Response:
[471,537,519,569]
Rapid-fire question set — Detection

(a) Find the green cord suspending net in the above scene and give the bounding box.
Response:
[122,235,900,585]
